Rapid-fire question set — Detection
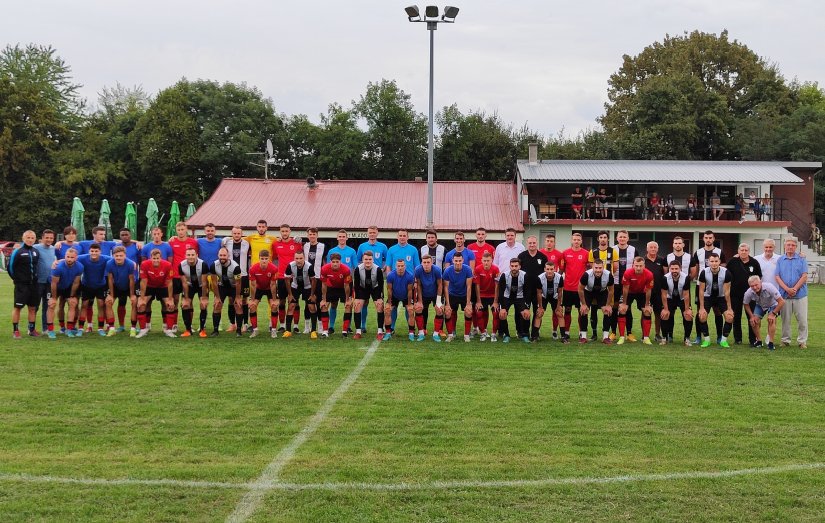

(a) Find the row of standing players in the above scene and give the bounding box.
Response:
[8,224,805,349]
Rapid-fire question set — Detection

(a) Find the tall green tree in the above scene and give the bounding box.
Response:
[353,79,426,180]
[435,105,519,181]
[0,44,81,237]
[600,30,793,160]
[129,79,285,206]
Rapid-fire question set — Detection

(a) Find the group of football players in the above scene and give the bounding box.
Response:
[8,222,803,349]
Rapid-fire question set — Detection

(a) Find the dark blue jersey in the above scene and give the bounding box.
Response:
[51,260,84,291]
[76,254,112,288]
[105,258,138,290]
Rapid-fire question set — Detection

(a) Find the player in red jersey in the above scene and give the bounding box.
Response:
[473,251,500,341]
[467,227,496,336]
[136,249,174,338]
[617,256,654,345]
[272,223,303,333]
[168,222,198,332]
[319,253,353,338]
[247,249,279,338]
[538,233,564,338]
[560,233,588,341]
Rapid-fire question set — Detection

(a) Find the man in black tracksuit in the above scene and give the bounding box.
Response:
[8,230,41,338]
[726,243,762,345]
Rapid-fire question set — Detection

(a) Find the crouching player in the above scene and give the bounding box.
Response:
[211,247,243,337]
[179,247,211,337]
[319,253,353,338]
[136,248,174,338]
[353,251,384,340]
[414,254,444,342]
[743,276,785,350]
[578,259,614,344]
[48,248,83,338]
[443,252,474,342]
[697,253,734,348]
[105,246,139,337]
[496,258,531,343]
[534,261,564,343]
[617,257,654,345]
[474,251,500,342]
[383,259,415,341]
[660,260,693,346]
[248,249,279,338]
[284,251,318,339]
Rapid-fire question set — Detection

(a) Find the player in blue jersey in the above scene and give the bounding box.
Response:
[47,247,83,338]
[79,226,118,256]
[383,258,416,340]
[326,229,357,333]
[386,229,420,332]
[442,252,474,342]
[116,228,143,265]
[105,246,139,336]
[355,226,389,333]
[76,244,112,336]
[414,254,444,341]
[140,227,173,262]
[56,226,82,260]
[444,231,476,271]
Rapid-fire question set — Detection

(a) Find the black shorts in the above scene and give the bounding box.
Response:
[240,276,250,298]
[13,282,39,308]
[276,279,288,300]
[254,289,273,301]
[583,290,609,308]
[355,286,383,302]
[289,287,312,304]
[702,296,727,313]
[500,298,529,314]
[614,284,625,305]
[325,287,346,305]
[113,287,134,301]
[145,286,170,302]
[650,290,663,312]
[391,296,412,308]
[626,292,648,311]
[55,286,77,300]
[542,296,559,311]
[186,285,204,300]
[217,285,239,302]
[172,278,183,296]
[562,291,581,308]
[666,298,687,314]
[81,285,108,301]
[448,294,469,313]
[478,296,496,309]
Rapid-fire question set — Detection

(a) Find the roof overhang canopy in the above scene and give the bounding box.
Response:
[516,160,820,185]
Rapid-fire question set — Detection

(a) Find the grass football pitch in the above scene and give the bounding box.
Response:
[1,277,824,522]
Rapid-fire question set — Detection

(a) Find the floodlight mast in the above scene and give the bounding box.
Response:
[405,5,459,229]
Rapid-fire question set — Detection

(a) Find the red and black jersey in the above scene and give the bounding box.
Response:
[169,237,199,277]
[319,263,352,289]
[140,259,173,288]
[249,262,278,289]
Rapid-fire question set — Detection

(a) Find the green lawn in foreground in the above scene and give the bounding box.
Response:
[1,277,824,521]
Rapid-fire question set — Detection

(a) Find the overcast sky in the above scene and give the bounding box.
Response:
[3,0,823,138]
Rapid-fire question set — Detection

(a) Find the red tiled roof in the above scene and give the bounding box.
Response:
[186,179,524,232]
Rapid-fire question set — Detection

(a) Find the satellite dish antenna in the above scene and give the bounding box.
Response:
[266,139,274,159]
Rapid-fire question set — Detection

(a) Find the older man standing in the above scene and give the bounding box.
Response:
[775,237,808,348]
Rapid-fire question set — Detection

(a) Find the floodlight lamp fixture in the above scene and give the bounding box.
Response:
[405,5,421,21]
[442,6,459,21]
[425,5,439,18]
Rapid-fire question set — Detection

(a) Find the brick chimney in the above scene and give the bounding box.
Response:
[528,143,539,165]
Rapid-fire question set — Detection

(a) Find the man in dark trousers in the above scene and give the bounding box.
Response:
[726,243,762,345]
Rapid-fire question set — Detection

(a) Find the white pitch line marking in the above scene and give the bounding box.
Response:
[225,339,382,523]
[1,462,823,493]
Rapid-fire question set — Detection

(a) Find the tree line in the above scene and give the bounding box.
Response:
[1,30,824,238]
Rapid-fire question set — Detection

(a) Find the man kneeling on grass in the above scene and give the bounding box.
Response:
[743,275,785,351]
